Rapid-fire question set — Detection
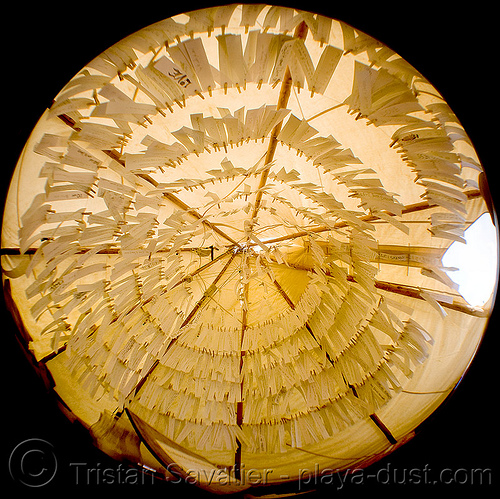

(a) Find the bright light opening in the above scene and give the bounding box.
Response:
[442,213,499,307]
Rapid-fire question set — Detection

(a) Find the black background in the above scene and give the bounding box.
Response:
[2,1,498,496]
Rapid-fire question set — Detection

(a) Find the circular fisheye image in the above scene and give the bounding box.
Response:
[2,4,497,495]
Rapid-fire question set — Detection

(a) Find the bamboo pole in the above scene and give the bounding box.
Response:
[234,279,248,480]
[253,189,482,247]
[264,258,485,318]
[248,21,309,230]
[234,21,309,476]
[104,149,242,248]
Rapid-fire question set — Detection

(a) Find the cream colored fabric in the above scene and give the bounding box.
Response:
[1,4,496,494]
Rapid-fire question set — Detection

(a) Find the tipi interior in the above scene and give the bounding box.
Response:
[2,3,497,495]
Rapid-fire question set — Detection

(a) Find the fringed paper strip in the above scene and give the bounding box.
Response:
[345,62,424,125]
[240,292,431,426]
[176,322,241,355]
[238,319,433,453]
[390,119,469,241]
[241,276,323,350]
[129,400,245,453]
